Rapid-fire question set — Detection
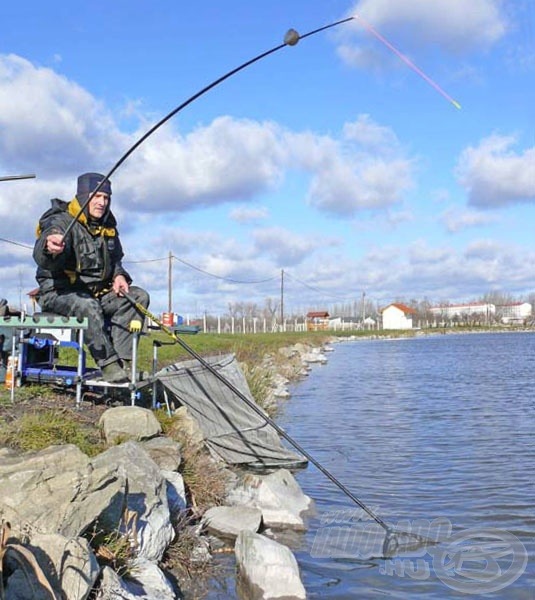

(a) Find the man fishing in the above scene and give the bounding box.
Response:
[33,172,149,383]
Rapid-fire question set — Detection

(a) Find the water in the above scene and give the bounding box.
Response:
[280,332,535,599]
[208,332,535,598]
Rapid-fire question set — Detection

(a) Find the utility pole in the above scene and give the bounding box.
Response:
[280,269,284,325]
[168,251,173,314]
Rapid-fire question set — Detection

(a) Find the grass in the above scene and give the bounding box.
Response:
[154,409,228,515]
[0,407,104,456]
[87,508,139,578]
[136,330,338,367]
[0,328,375,458]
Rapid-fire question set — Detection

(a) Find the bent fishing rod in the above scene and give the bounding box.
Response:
[61,18,353,240]
[122,292,389,532]
[60,13,459,239]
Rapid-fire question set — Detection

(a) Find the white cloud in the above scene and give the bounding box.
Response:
[344,0,506,55]
[0,54,417,223]
[440,206,497,232]
[456,134,535,207]
[252,226,333,267]
[0,54,124,176]
[118,114,415,217]
[342,114,400,152]
[229,206,269,223]
[115,116,288,211]
[307,155,414,216]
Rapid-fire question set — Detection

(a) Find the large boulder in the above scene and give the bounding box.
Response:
[32,533,99,600]
[98,406,162,444]
[0,444,126,539]
[226,469,313,530]
[235,531,306,600]
[92,441,175,562]
[201,505,262,540]
[1,531,99,600]
[95,561,177,600]
[161,469,187,517]
[141,436,182,471]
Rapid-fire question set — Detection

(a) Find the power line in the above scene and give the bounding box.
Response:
[125,253,279,284]
[172,255,278,284]
[125,256,167,264]
[0,237,360,303]
[284,271,358,301]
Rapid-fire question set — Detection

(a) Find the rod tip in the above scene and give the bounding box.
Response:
[284,29,300,46]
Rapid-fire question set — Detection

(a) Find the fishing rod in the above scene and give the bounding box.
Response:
[59,12,460,239]
[0,174,36,182]
[61,17,353,240]
[122,292,389,531]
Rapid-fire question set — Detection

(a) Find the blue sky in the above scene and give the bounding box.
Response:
[1,0,534,317]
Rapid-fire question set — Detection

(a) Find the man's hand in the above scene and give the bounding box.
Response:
[46,233,65,256]
[113,275,130,296]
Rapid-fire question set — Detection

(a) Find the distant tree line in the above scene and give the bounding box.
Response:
[219,291,535,327]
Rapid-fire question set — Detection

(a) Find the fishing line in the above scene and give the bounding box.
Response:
[353,13,461,109]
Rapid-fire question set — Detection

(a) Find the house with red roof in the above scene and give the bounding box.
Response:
[306,311,330,331]
[381,303,417,330]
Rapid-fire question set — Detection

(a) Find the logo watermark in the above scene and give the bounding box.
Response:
[311,510,528,595]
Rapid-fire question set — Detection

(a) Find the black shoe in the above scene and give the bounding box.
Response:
[101,361,129,384]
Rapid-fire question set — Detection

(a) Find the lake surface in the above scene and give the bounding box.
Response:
[209,332,535,599]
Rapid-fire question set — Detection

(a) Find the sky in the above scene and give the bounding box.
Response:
[1,0,534,318]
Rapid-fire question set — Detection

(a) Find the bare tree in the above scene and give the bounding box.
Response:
[263,297,279,321]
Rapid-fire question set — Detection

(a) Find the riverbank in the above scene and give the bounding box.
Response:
[0,336,336,598]
[1,327,532,597]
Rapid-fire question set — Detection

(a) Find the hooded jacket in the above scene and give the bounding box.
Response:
[33,197,131,296]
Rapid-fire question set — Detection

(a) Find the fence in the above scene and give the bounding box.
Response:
[167,315,376,334]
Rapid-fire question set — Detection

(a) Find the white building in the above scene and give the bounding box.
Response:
[498,302,532,323]
[381,303,417,330]
[429,302,495,321]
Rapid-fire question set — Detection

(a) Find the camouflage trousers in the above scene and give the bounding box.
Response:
[38,286,150,368]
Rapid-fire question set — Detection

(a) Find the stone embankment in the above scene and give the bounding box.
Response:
[0,341,333,599]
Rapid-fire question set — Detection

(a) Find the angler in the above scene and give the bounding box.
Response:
[33,172,150,383]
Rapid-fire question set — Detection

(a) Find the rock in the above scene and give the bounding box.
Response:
[92,442,174,562]
[235,531,306,600]
[94,567,139,600]
[201,505,262,540]
[301,347,328,364]
[161,469,187,517]
[0,444,126,539]
[30,533,99,600]
[125,558,177,599]
[226,469,313,530]
[277,346,299,359]
[4,569,54,600]
[141,436,182,471]
[98,406,162,444]
[173,406,204,449]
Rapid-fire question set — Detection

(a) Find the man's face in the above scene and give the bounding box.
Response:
[87,192,110,219]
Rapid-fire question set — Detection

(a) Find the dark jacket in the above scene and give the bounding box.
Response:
[33,197,131,296]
